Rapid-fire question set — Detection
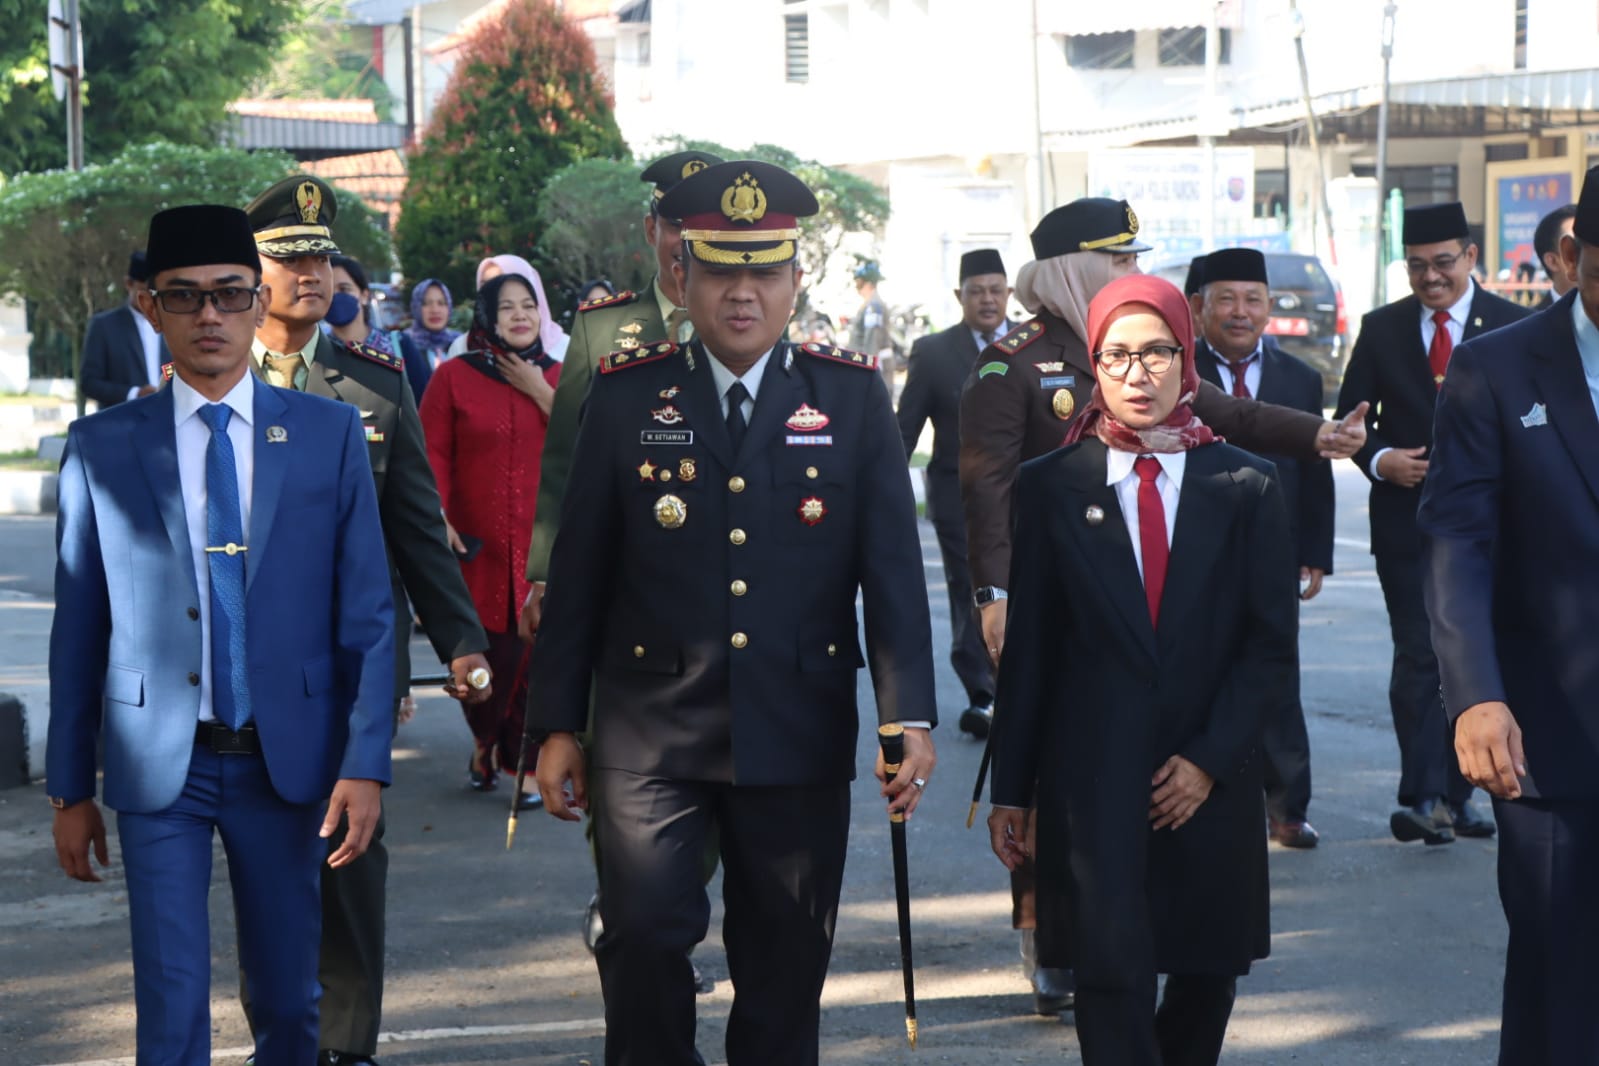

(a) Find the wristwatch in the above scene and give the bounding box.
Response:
[973,586,1008,608]
[48,796,68,810]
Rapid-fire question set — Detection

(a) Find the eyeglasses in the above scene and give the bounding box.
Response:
[147,286,260,314]
[1405,252,1465,276]
[1094,344,1181,379]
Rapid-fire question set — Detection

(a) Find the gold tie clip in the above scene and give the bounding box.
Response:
[205,543,248,556]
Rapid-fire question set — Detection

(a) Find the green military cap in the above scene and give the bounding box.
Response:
[658,159,819,267]
[246,175,341,258]
[641,150,725,213]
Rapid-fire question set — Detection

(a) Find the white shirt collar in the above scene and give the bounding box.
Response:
[1106,447,1187,487]
[171,368,255,429]
[1572,294,1599,369]
[707,346,774,403]
[1421,279,1475,328]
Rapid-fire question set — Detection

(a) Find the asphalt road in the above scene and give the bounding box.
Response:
[0,464,1507,1065]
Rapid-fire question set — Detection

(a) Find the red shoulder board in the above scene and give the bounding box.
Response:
[348,342,404,372]
[798,342,877,370]
[161,362,174,382]
[579,289,639,312]
[600,340,677,374]
[994,319,1044,354]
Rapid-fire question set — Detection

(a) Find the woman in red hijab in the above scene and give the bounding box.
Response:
[986,274,1299,1066]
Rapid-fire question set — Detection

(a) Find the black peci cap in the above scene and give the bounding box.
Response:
[126,250,150,283]
[1199,248,1269,287]
[959,249,1006,281]
[246,175,341,258]
[1574,167,1599,245]
[641,150,726,215]
[1402,202,1469,247]
[1182,255,1206,297]
[660,160,819,267]
[144,206,262,279]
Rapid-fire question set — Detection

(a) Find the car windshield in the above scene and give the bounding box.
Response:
[1266,256,1334,298]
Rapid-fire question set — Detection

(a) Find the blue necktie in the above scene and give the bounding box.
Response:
[199,403,252,730]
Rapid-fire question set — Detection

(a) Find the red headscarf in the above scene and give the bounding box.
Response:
[1065,273,1218,454]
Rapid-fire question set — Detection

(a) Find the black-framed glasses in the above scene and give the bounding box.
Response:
[1405,252,1464,276]
[1094,344,1181,379]
[147,286,260,314]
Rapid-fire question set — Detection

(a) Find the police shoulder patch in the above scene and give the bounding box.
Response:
[348,342,404,372]
[579,289,639,312]
[798,342,877,370]
[994,319,1044,354]
[600,340,677,374]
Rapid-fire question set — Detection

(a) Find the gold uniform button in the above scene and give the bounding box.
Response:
[728,476,746,493]
[729,528,747,546]
[806,466,819,479]
[633,645,646,659]
[827,643,837,656]
[731,579,748,596]
[731,632,749,649]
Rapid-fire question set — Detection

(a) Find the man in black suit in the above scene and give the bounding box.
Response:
[1192,248,1332,850]
[1334,202,1532,845]
[79,250,169,408]
[1532,203,1576,310]
[527,160,937,1066]
[897,248,1013,737]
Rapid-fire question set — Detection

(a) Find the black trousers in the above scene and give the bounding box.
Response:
[925,470,994,706]
[1374,552,1469,807]
[592,770,851,1066]
[1262,604,1312,824]
[240,809,388,1056]
[1076,972,1237,1066]
[1493,796,1599,1065]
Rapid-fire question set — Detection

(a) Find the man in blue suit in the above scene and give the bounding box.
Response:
[1421,165,1599,1064]
[46,204,395,1066]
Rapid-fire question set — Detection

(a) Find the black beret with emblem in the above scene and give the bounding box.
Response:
[659,160,820,268]
[1402,202,1469,247]
[145,205,261,278]
[959,248,1006,282]
[641,150,725,217]
[1199,248,1269,287]
[246,175,341,258]
[1030,197,1151,260]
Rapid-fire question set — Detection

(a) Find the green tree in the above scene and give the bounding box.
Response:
[252,0,398,121]
[0,141,390,388]
[395,0,627,301]
[0,0,310,175]
[534,158,652,314]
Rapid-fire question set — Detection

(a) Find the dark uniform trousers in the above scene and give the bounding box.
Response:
[924,468,993,706]
[1077,974,1237,1066]
[1261,612,1314,825]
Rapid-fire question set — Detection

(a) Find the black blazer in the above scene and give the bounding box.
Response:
[991,437,1297,978]
[79,305,167,408]
[897,320,1009,477]
[1195,338,1334,573]
[528,340,937,786]
[1333,284,1530,556]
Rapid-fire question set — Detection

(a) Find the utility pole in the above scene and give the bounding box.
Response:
[1028,0,1048,221]
[48,0,85,170]
[1199,1,1221,253]
[1288,0,1337,264]
[1373,2,1398,307]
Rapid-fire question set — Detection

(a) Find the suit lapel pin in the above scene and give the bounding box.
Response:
[1084,504,1105,526]
[1473,316,1483,328]
[266,425,288,443]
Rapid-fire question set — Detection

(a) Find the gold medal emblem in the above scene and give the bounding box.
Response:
[797,496,827,526]
[654,494,687,529]
[1051,388,1076,421]
[678,458,697,482]
[637,459,657,482]
[295,181,323,223]
[721,172,768,224]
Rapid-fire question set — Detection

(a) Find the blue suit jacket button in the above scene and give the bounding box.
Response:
[188,672,200,686]
[187,606,199,620]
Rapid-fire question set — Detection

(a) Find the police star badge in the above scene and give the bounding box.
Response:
[655,494,688,529]
[652,405,685,425]
[637,459,658,482]
[785,404,830,432]
[797,496,827,526]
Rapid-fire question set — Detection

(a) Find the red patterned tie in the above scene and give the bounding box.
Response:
[1428,310,1453,390]
[1225,354,1256,398]
[1135,456,1168,629]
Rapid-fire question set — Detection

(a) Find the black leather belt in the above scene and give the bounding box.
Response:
[195,720,261,755]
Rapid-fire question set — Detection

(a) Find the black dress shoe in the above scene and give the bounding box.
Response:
[320,1052,379,1066]
[1391,799,1454,845]
[958,704,993,739]
[1033,966,1075,1014]
[1269,818,1320,849]
[1445,801,1496,838]
[518,789,544,810]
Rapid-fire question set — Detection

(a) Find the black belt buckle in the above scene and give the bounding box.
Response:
[196,721,261,755]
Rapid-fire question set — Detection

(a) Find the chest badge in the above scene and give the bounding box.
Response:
[785,404,830,432]
[797,496,827,526]
[678,458,698,482]
[1034,361,1065,373]
[637,459,657,482]
[364,425,385,443]
[652,405,685,425]
[1051,389,1075,421]
[659,386,681,399]
[265,425,288,444]
[654,494,688,529]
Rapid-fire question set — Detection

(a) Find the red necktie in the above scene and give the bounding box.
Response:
[1225,354,1256,398]
[1428,310,1453,390]
[1135,456,1168,629]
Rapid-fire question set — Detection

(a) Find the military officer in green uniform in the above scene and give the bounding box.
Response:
[240,176,490,1066]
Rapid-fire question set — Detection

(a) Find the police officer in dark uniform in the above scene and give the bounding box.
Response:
[527,160,938,1066]
[240,175,490,1066]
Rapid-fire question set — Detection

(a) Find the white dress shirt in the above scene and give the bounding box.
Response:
[1106,448,1185,581]
[1214,342,1263,398]
[171,371,256,723]
[1570,295,1599,419]
[127,305,164,402]
[706,346,771,419]
[1372,281,1475,481]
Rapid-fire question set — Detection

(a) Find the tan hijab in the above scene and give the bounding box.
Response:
[1013,250,1126,343]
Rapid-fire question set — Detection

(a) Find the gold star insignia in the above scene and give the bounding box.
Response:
[637,459,657,481]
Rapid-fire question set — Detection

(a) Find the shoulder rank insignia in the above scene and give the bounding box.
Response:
[579,289,639,312]
[995,319,1044,355]
[348,342,404,372]
[600,340,678,374]
[797,342,877,370]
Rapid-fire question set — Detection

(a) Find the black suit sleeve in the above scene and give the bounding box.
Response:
[1294,365,1335,574]
[1334,310,1392,479]
[79,312,130,408]
[896,335,935,461]
[382,371,487,663]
